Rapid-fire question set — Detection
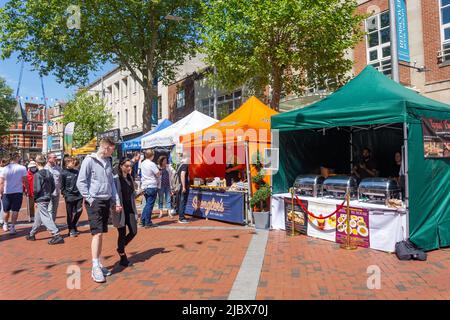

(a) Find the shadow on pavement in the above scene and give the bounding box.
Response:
[109,247,171,274]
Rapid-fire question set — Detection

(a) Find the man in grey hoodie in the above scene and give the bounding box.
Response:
[77,137,122,283]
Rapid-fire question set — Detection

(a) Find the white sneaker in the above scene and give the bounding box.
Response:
[9,225,16,235]
[3,223,8,232]
[91,266,106,283]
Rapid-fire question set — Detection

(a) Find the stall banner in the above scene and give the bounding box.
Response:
[395,0,410,62]
[63,122,75,156]
[421,118,450,158]
[283,197,308,235]
[306,202,337,242]
[186,189,245,224]
[336,207,370,248]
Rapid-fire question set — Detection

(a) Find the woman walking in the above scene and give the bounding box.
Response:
[61,157,83,237]
[113,158,138,267]
[157,156,175,218]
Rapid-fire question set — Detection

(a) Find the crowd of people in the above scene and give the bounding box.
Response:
[0,137,191,283]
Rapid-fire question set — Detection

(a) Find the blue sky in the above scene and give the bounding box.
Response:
[0,0,116,107]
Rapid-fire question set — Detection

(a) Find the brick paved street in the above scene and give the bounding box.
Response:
[0,200,449,300]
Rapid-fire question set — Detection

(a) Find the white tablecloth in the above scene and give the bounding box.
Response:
[270,193,408,252]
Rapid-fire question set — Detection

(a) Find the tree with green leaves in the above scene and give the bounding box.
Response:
[199,0,365,110]
[0,0,202,132]
[0,76,17,138]
[62,89,114,148]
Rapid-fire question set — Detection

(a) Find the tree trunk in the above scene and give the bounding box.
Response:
[142,77,156,134]
[270,69,282,111]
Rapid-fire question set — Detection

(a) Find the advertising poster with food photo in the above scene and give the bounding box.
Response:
[421,117,450,158]
[306,202,337,242]
[335,207,370,248]
[284,197,308,235]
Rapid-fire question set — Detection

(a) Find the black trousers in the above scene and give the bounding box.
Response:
[117,210,138,254]
[66,198,83,231]
[176,189,189,220]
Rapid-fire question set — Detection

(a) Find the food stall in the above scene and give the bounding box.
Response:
[271,66,450,252]
[181,96,278,225]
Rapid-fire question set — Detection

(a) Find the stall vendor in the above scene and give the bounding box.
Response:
[225,163,246,187]
[352,147,378,179]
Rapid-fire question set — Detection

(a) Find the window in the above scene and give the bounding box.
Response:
[117,112,120,128]
[125,109,128,128]
[176,89,185,109]
[440,0,450,63]
[158,96,162,120]
[366,11,392,77]
[13,135,20,147]
[198,90,243,119]
[133,106,137,126]
[114,82,120,101]
[30,137,37,148]
[122,78,128,98]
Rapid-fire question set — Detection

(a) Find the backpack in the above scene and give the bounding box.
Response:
[395,239,427,261]
[171,164,183,193]
[35,169,55,201]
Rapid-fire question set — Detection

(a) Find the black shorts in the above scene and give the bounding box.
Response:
[86,199,111,235]
[2,193,23,212]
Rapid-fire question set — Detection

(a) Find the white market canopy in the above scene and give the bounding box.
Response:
[141,110,218,149]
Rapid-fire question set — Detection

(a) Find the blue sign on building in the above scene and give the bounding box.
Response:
[395,0,410,62]
[186,189,245,224]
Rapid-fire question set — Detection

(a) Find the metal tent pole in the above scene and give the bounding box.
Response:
[403,122,410,238]
[389,0,400,83]
[350,128,353,173]
[245,141,253,226]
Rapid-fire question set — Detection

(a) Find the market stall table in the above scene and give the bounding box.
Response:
[271,193,407,252]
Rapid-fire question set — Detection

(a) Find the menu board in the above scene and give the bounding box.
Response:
[335,206,370,248]
[284,197,308,235]
[422,117,450,158]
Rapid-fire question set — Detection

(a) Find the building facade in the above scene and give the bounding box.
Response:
[86,67,166,141]
[6,102,44,161]
[47,102,65,158]
[354,0,450,102]
[167,55,248,122]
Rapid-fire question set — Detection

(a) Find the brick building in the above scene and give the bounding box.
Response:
[354,0,450,103]
[6,102,44,161]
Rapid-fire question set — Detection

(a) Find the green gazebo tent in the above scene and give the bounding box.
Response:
[271,66,450,251]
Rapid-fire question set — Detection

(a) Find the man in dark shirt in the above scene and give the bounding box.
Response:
[177,153,190,224]
[352,148,378,179]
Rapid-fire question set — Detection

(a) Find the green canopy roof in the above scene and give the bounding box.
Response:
[272,65,450,131]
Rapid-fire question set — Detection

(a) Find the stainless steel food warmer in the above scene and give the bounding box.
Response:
[322,175,358,198]
[357,178,401,205]
[293,175,325,197]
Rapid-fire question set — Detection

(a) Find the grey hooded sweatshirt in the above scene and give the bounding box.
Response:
[76,153,120,206]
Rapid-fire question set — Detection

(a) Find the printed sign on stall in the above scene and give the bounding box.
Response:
[336,207,370,248]
[283,197,308,235]
[421,117,450,158]
[186,189,245,224]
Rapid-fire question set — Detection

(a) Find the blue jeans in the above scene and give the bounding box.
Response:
[142,187,157,225]
[158,186,171,210]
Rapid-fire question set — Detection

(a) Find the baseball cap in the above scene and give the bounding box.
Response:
[28,161,37,168]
